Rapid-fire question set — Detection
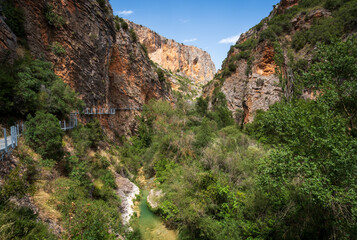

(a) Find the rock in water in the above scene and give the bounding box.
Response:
[115,173,140,226]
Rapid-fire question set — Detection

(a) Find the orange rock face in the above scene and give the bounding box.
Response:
[7,0,171,136]
[126,21,216,87]
[0,12,17,62]
[204,0,332,124]
[256,46,276,76]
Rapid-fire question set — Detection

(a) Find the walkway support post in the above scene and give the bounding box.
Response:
[15,126,18,147]
[4,128,7,153]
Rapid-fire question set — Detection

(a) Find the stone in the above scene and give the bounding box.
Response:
[126,20,216,88]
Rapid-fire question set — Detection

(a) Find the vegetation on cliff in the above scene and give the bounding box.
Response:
[0,0,356,239]
[119,36,356,239]
[0,54,127,239]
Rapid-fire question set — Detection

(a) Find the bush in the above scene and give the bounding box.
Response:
[119,18,129,30]
[96,0,108,12]
[156,68,166,82]
[0,204,56,239]
[231,51,251,62]
[129,28,137,42]
[114,16,120,31]
[249,99,357,238]
[196,97,208,116]
[25,111,63,160]
[235,38,258,51]
[221,67,231,78]
[292,30,308,50]
[228,62,236,72]
[50,42,66,56]
[1,0,25,38]
[259,27,277,43]
[14,59,83,118]
[44,4,65,28]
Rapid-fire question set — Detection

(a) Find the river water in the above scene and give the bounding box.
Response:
[137,190,177,240]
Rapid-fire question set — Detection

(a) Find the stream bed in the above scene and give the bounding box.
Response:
[137,190,177,240]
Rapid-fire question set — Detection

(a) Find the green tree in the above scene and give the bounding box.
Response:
[25,111,64,160]
[14,59,83,118]
[195,96,208,116]
[302,37,357,134]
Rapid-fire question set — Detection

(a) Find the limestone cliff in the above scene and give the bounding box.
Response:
[204,0,336,123]
[0,6,17,63]
[126,20,216,89]
[2,0,171,136]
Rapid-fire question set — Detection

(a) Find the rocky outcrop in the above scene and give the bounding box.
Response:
[204,0,333,123]
[0,8,17,63]
[277,0,299,13]
[115,172,140,226]
[126,20,216,87]
[8,0,171,136]
[221,43,282,123]
[147,189,163,211]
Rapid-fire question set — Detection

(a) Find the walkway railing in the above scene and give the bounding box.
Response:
[59,113,78,131]
[0,106,143,160]
[0,124,23,161]
[77,107,143,115]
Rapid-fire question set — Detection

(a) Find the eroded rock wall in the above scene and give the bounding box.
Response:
[205,0,331,123]
[0,6,17,63]
[126,20,216,87]
[6,0,171,136]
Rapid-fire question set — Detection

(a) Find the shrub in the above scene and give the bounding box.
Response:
[44,4,65,28]
[65,200,119,239]
[50,41,66,56]
[231,51,251,62]
[228,62,236,72]
[25,111,63,160]
[324,0,344,10]
[114,16,120,31]
[96,0,108,12]
[2,0,25,38]
[13,59,83,118]
[156,68,166,82]
[129,28,137,42]
[0,204,56,239]
[259,27,277,43]
[196,97,208,116]
[86,119,103,148]
[235,38,258,51]
[221,67,231,78]
[292,30,308,50]
[119,18,129,30]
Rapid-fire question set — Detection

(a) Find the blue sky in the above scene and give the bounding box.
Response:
[109,0,279,70]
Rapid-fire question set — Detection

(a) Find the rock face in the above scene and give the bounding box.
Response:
[114,172,140,226]
[147,189,163,211]
[126,20,216,87]
[219,41,282,123]
[0,8,17,63]
[204,0,332,123]
[4,0,171,136]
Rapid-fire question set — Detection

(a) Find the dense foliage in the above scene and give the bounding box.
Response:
[244,38,357,239]
[119,36,357,239]
[0,57,83,121]
[25,111,64,161]
[1,0,25,38]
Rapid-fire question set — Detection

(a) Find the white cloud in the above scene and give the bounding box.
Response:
[116,10,134,16]
[218,34,242,44]
[183,38,197,43]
